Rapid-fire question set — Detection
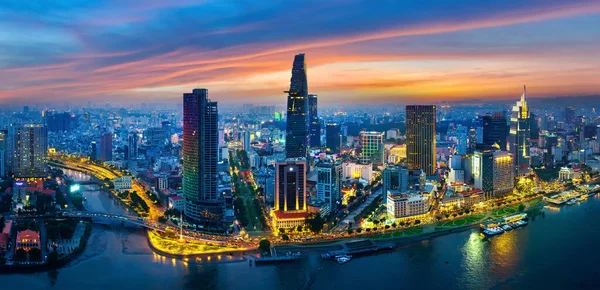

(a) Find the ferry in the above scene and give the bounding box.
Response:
[336,255,352,264]
[566,199,576,206]
[483,227,504,236]
[502,224,513,231]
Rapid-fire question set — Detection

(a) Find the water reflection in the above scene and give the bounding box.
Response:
[488,230,520,277]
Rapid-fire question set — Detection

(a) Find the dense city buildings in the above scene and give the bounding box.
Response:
[325,123,341,154]
[473,150,514,199]
[406,105,437,176]
[12,124,48,178]
[359,131,384,165]
[44,111,76,132]
[308,94,320,148]
[285,54,309,159]
[183,88,224,227]
[383,165,409,200]
[509,86,532,175]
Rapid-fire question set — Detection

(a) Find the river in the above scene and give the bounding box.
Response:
[2,170,600,289]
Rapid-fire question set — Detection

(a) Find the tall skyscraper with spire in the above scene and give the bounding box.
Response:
[285,54,309,159]
[183,88,223,227]
[509,85,531,175]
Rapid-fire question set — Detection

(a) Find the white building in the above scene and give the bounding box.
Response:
[386,190,431,219]
[168,195,185,210]
[342,162,373,181]
[113,176,132,192]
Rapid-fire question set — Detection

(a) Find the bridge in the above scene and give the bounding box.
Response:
[60,211,227,244]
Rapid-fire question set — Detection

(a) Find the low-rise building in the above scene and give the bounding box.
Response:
[168,195,185,211]
[386,190,431,219]
[16,229,41,251]
[113,176,133,192]
[271,211,309,232]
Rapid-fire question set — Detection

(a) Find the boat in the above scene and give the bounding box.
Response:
[502,224,513,231]
[566,200,576,205]
[336,255,352,264]
[483,227,504,236]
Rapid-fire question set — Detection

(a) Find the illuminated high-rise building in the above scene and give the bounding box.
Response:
[316,160,342,211]
[325,123,341,154]
[509,86,531,175]
[12,124,47,178]
[406,105,437,176]
[285,54,309,159]
[308,94,320,148]
[474,150,514,200]
[359,131,384,165]
[183,88,223,226]
[272,159,309,231]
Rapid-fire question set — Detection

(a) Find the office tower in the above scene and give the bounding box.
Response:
[480,112,508,150]
[492,151,514,196]
[530,112,540,141]
[12,124,47,178]
[128,132,138,160]
[359,131,384,165]
[275,160,307,212]
[183,88,223,225]
[308,94,320,148]
[99,133,113,162]
[456,125,468,155]
[0,130,8,177]
[316,161,342,211]
[474,150,514,200]
[565,106,576,124]
[325,123,341,154]
[406,105,437,176]
[90,141,98,161]
[243,131,251,152]
[383,165,409,201]
[509,86,531,175]
[285,54,309,159]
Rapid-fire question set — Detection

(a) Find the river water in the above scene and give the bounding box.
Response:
[2,170,600,289]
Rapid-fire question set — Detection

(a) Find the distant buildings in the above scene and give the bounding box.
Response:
[325,123,341,154]
[12,124,48,178]
[183,88,224,226]
[406,105,437,176]
[509,86,531,175]
[44,111,76,132]
[308,94,320,148]
[285,54,309,159]
[359,131,384,165]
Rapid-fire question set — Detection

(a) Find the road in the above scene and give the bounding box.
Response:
[332,187,383,232]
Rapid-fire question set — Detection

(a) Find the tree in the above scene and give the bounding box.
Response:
[356,228,363,233]
[306,213,325,233]
[347,228,354,235]
[14,249,27,262]
[282,234,290,241]
[365,228,371,232]
[391,223,397,228]
[384,225,390,230]
[258,239,271,253]
[29,248,42,262]
[399,221,405,227]
[518,204,526,212]
[279,228,285,234]
[296,225,303,232]
[415,220,421,225]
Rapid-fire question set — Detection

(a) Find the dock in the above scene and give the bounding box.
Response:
[321,240,396,259]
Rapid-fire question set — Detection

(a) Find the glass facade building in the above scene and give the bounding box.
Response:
[406,105,437,176]
[285,54,309,159]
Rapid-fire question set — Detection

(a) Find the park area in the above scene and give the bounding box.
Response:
[148,230,239,255]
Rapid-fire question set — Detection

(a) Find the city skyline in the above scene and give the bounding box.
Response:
[1,1,600,105]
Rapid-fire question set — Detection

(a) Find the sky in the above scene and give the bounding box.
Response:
[1,0,599,105]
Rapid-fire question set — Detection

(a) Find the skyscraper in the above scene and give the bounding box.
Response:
[455,125,468,155]
[285,54,309,159]
[359,131,384,165]
[12,124,47,178]
[509,86,531,175]
[183,88,223,225]
[127,132,138,160]
[99,133,112,162]
[406,105,437,176]
[480,112,508,150]
[243,131,251,152]
[474,150,514,199]
[565,106,576,124]
[275,160,306,212]
[325,123,341,154]
[316,161,342,211]
[308,94,320,148]
[0,130,8,177]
